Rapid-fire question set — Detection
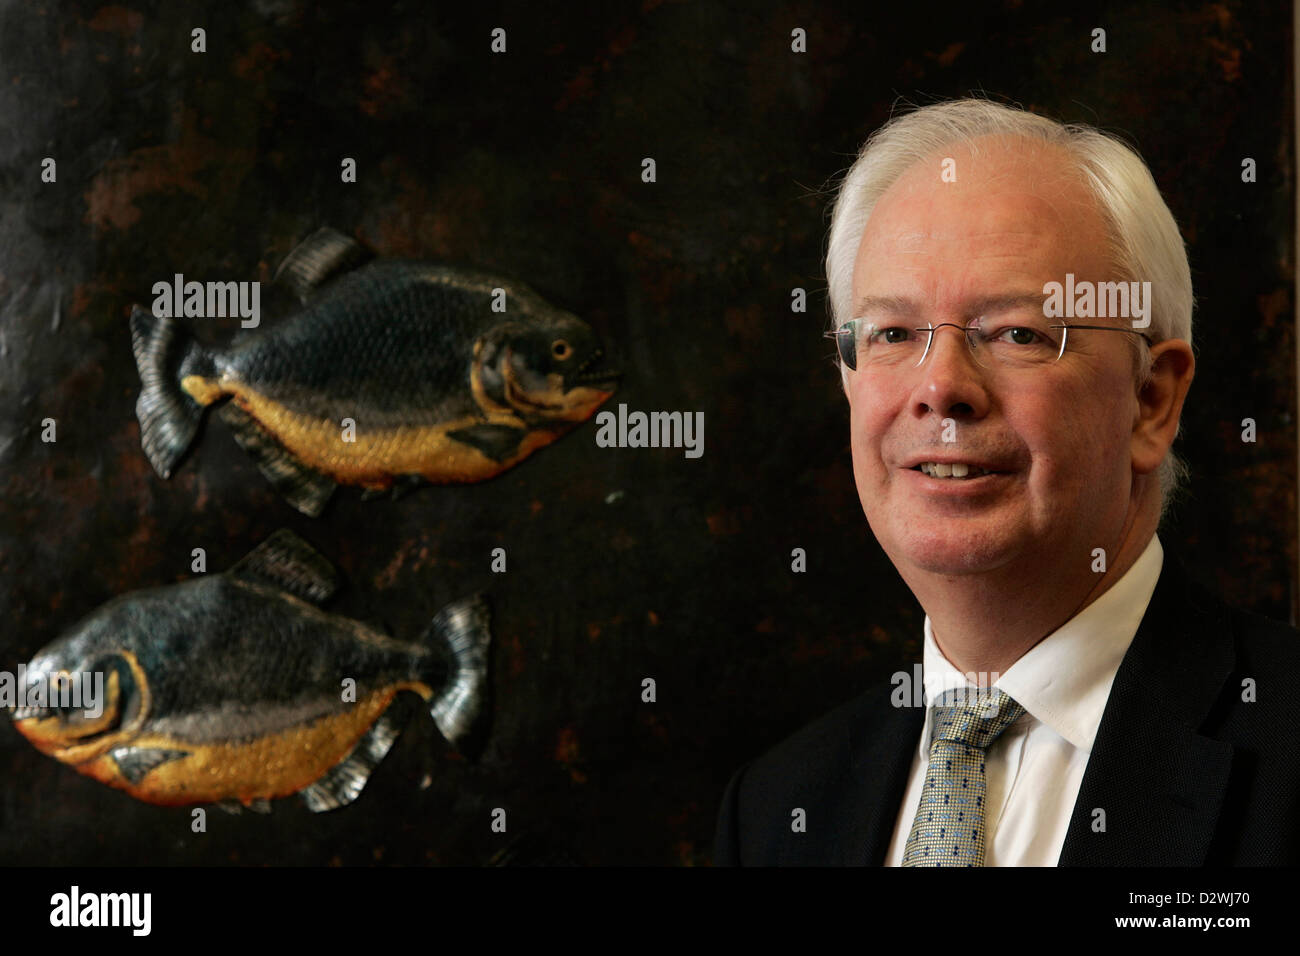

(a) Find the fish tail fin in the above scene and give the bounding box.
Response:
[423,594,492,747]
[130,305,216,479]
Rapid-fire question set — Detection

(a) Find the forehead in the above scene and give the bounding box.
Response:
[853,136,1111,308]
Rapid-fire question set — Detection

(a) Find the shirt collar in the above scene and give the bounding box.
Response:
[917,533,1164,755]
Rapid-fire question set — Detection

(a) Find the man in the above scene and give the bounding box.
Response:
[714,98,1300,865]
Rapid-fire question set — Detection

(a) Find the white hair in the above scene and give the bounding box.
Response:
[824,97,1194,523]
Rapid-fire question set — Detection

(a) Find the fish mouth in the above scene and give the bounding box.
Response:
[10,704,51,722]
[566,351,621,391]
[11,701,127,761]
[10,700,123,732]
[10,661,130,753]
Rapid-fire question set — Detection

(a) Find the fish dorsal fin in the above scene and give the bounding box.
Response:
[273,227,370,303]
[300,695,416,812]
[228,529,339,604]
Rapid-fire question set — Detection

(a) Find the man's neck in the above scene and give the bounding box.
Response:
[903,509,1158,677]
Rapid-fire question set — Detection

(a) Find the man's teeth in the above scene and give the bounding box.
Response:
[918,462,992,479]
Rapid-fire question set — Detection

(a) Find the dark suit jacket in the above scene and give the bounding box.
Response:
[714,553,1300,865]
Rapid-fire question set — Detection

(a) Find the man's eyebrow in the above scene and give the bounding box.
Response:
[852,292,1048,317]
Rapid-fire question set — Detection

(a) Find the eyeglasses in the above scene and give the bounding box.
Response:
[825,315,1153,371]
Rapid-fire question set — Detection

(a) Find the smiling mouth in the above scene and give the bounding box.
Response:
[910,463,1005,480]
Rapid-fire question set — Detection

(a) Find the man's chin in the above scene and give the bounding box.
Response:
[902,550,1010,576]
[883,527,1023,577]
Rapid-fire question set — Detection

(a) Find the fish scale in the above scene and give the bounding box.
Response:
[224,266,479,421]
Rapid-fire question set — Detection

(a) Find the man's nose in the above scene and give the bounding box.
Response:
[913,324,990,417]
[918,324,979,369]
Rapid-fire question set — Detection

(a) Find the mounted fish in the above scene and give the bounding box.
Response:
[130,227,620,515]
[7,530,490,812]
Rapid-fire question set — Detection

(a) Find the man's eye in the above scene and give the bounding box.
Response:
[989,326,1044,346]
[870,325,913,345]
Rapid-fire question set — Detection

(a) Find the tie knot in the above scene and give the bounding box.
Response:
[930,688,1025,750]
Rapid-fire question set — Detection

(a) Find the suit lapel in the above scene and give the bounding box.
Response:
[845,686,924,864]
[1059,554,1236,865]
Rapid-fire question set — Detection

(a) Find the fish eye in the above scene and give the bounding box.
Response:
[551,339,572,360]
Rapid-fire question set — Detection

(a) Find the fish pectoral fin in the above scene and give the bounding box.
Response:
[447,424,528,463]
[273,227,371,303]
[299,696,417,813]
[218,402,337,517]
[111,746,191,786]
[228,528,339,605]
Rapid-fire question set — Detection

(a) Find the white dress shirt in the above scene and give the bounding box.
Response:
[884,533,1165,866]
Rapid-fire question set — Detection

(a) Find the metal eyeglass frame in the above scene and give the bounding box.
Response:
[825,321,1155,370]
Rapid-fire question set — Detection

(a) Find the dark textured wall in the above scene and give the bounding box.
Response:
[0,0,1292,865]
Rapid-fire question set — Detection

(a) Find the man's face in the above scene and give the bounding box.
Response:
[846,136,1142,579]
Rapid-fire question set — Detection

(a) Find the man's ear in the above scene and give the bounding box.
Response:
[1132,339,1195,475]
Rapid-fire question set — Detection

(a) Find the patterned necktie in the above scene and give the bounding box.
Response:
[902,687,1025,866]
